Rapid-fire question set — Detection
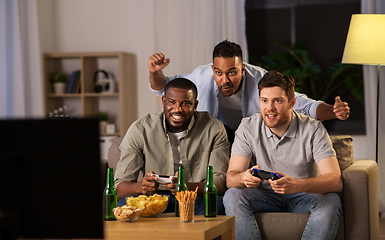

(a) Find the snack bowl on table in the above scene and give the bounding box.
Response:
[126,194,169,217]
[113,205,140,222]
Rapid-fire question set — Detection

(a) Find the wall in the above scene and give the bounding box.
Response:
[350,134,369,160]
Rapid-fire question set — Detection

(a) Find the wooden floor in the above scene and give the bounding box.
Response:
[380,217,385,240]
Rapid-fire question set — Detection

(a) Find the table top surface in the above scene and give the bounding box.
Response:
[104,213,235,240]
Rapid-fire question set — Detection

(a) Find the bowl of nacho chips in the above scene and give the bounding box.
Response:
[126,194,169,217]
[113,205,140,222]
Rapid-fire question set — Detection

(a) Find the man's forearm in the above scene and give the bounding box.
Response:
[226,170,246,189]
[150,70,167,90]
[299,173,343,194]
[316,103,336,121]
[116,181,142,199]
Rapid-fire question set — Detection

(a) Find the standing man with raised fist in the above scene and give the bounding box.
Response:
[148,40,350,141]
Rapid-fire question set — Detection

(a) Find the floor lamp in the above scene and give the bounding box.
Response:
[342,14,385,163]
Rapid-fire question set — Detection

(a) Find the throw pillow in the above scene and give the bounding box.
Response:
[330,135,354,171]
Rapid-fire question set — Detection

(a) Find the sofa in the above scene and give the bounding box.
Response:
[105,135,379,240]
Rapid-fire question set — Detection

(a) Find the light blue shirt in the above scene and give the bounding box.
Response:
[151,63,322,126]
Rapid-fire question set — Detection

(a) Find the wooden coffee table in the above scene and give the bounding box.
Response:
[104,213,235,240]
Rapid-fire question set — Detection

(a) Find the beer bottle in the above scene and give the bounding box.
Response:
[204,166,217,217]
[103,167,117,220]
[175,165,188,217]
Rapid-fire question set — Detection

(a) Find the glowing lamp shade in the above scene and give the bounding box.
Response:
[342,14,385,163]
[342,14,385,66]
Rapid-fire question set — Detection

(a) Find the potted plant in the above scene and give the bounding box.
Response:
[95,111,109,134]
[50,71,69,94]
[251,39,364,104]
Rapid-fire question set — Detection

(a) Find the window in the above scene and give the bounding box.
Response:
[246,0,364,134]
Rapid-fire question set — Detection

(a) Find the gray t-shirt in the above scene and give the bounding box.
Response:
[231,110,335,189]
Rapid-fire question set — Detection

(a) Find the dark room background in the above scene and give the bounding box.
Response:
[245,0,364,135]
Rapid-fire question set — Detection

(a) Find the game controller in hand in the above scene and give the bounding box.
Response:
[151,174,175,184]
[251,168,281,180]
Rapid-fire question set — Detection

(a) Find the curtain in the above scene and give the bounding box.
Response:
[0,0,43,118]
[149,0,247,112]
[361,0,385,216]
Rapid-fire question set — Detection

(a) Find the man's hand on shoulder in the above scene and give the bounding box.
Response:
[148,53,170,73]
[333,96,350,120]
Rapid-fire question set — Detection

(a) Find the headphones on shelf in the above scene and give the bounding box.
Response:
[93,70,115,93]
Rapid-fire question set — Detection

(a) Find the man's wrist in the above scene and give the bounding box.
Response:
[134,182,143,195]
[150,69,162,74]
[316,103,336,121]
[296,178,308,193]
[237,171,248,187]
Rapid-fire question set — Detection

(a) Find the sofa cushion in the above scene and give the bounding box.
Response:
[108,137,122,174]
[254,213,345,240]
[108,137,144,182]
[330,135,354,171]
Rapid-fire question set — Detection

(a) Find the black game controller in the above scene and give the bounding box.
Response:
[251,168,281,180]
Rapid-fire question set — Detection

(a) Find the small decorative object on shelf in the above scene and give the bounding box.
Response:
[95,111,109,121]
[96,111,109,134]
[48,105,69,118]
[106,123,116,134]
[50,71,69,94]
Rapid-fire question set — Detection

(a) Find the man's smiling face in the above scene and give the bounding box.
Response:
[259,86,295,131]
[212,56,245,97]
[162,87,198,133]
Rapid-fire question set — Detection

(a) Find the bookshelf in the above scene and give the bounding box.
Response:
[43,52,137,137]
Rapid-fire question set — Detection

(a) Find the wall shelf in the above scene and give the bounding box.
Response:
[43,52,137,137]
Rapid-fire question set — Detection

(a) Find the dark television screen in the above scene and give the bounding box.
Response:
[0,118,103,239]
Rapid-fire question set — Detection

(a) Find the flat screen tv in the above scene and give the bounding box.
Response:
[0,118,103,240]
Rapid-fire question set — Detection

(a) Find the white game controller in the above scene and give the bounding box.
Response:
[151,174,175,184]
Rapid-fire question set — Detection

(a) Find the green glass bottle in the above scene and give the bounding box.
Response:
[175,165,188,217]
[103,167,117,220]
[204,166,217,217]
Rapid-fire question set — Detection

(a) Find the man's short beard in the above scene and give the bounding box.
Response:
[165,118,186,133]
